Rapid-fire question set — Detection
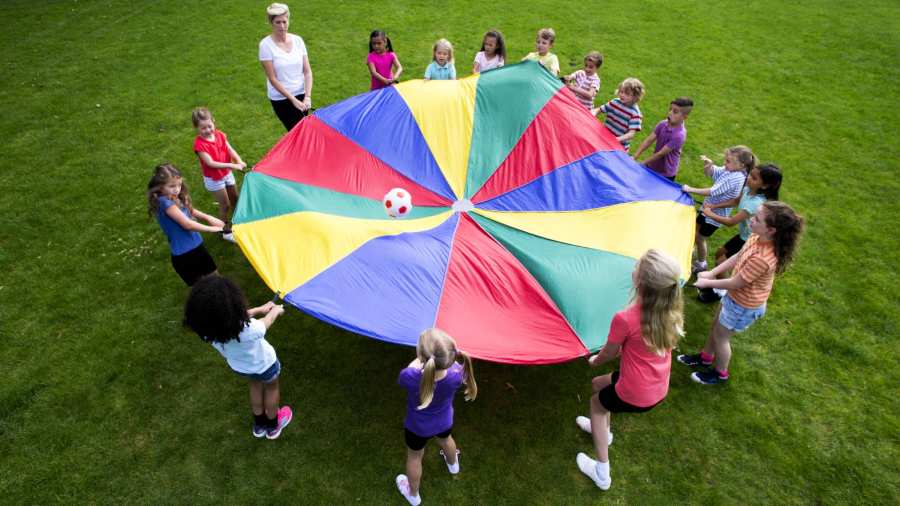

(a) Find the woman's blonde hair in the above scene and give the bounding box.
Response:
[432,38,454,62]
[416,328,476,410]
[633,249,684,355]
[726,145,758,172]
[266,3,289,22]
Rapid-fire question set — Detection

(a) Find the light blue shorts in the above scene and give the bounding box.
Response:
[718,295,765,332]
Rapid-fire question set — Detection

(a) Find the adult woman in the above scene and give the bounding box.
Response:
[258,3,314,131]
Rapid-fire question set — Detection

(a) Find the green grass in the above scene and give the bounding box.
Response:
[2,0,898,503]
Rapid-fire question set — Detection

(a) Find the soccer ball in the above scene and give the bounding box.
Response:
[383,188,413,218]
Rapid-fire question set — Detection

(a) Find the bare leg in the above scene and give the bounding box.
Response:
[713,248,728,277]
[435,435,458,465]
[263,378,280,419]
[225,184,239,231]
[696,233,708,265]
[589,394,611,463]
[591,373,613,394]
[701,304,723,356]
[211,188,232,232]
[405,448,425,496]
[249,381,264,416]
[711,321,735,373]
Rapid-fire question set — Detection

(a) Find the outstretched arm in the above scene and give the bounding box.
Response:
[165,205,222,233]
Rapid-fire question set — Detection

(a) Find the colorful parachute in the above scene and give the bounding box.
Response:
[232,61,694,364]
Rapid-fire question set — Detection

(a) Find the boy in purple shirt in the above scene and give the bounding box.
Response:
[633,97,693,180]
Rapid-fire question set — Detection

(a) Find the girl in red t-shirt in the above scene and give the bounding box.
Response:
[192,107,247,243]
[575,249,684,491]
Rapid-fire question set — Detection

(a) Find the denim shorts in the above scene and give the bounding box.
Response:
[203,171,236,192]
[719,295,766,332]
[235,360,281,383]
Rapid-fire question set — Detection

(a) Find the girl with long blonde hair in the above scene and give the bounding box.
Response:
[575,249,684,491]
[395,328,476,505]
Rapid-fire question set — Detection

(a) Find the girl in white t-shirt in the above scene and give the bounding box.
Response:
[184,275,293,440]
[472,29,506,74]
[259,3,314,131]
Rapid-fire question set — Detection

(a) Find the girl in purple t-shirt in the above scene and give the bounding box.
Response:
[574,249,684,491]
[395,328,477,506]
[367,29,403,90]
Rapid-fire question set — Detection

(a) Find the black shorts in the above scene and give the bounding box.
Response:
[270,94,309,131]
[597,371,659,414]
[171,243,217,286]
[722,234,746,258]
[404,427,452,451]
[696,211,720,238]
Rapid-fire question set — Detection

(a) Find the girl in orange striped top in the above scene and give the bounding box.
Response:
[677,201,804,384]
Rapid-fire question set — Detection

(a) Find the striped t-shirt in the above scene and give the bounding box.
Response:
[702,167,747,227]
[598,99,642,148]
[730,234,777,308]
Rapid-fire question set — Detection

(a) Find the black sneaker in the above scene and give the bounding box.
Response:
[691,370,728,385]
[676,353,712,367]
[697,288,721,304]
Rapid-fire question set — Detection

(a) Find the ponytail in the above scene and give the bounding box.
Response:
[458,350,478,402]
[417,356,437,410]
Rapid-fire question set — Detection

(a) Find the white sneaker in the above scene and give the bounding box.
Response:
[576,453,611,490]
[395,474,421,506]
[222,232,237,243]
[575,416,613,445]
[440,449,460,474]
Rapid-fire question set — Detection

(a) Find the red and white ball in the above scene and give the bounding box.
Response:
[383,188,413,218]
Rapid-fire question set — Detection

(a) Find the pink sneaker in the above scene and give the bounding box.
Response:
[266,406,293,440]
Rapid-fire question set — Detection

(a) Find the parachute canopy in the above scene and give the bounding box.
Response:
[233,61,694,364]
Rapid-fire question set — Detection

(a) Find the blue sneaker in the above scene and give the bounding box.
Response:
[691,370,728,385]
[677,353,712,368]
[252,425,267,438]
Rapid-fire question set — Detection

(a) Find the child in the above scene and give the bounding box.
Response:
[147,163,223,286]
[682,146,755,274]
[368,29,403,90]
[632,97,693,180]
[472,29,506,73]
[424,39,456,80]
[592,77,645,151]
[396,328,477,506]
[191,107,246,243]
[183,275,293,438]
[521,27,560,76]
[575,249,683,491]
[678,201,804,384]
[697,163,783,302]
[564,51,602,110]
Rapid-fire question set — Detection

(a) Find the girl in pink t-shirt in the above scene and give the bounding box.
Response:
[575,249,684,491]
[367,30,403,90]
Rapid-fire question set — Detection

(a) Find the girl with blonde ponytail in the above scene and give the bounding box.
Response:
[575,249,684,491]
[395,328,477,505]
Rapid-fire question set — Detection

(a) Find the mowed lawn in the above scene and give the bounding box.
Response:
[1,0,898,504]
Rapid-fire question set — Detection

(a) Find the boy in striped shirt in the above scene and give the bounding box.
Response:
[681,146,755,273]
[592,78,644,151]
